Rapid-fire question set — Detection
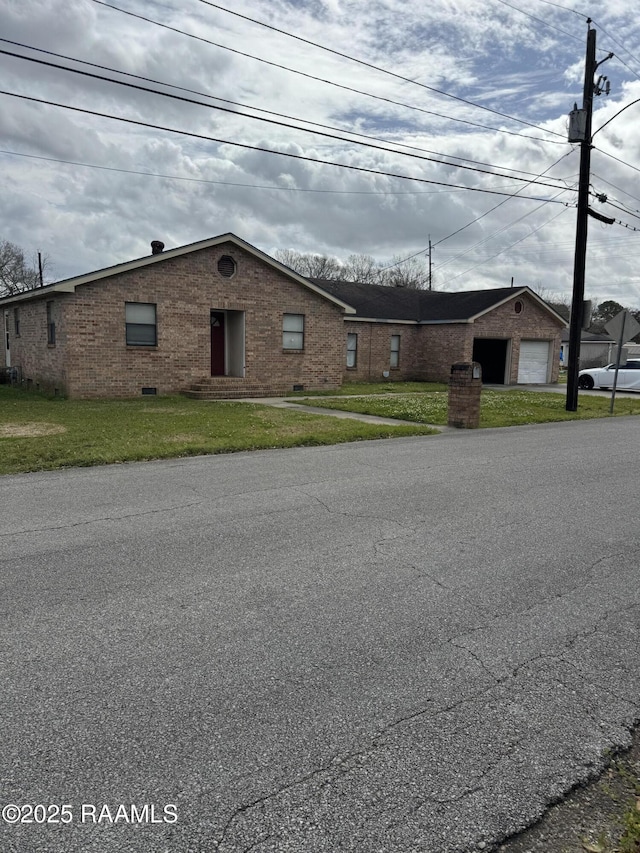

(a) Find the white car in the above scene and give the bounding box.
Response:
[578,359,640,391]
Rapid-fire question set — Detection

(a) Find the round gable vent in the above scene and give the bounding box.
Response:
[514,299,524,314]
[218,255,236,278]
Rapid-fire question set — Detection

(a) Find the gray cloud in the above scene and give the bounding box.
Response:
[1,0,640,306]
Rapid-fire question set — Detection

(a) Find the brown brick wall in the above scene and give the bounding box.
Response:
[7,243,345,398]
[6,297,69,394]
[417,323,474,382]
[417,293,563,384]
[472,294,562,384]
[342,321,421,382]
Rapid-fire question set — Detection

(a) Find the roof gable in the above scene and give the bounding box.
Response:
[0,233,356,313]
[311,280,567,325]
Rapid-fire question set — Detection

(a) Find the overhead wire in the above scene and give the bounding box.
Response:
[0,149,526,196]
[593,145,640,176]
[0,90,574,202]
[433,187,575,273]
[0,43,570,185]
[530,0,587,18]
[196,0,567,136]
[380,150,576,270]
[592,173,640,206]
[493,0,583,42]
[87,0,566,145]
[439,205,571,285]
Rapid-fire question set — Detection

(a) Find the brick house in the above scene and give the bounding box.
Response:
[315,278,566,386]
[1,233,565,398]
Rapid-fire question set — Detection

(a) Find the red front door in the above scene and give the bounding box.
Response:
[211,312,225,375]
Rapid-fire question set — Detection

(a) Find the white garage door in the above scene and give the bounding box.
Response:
[517,340,550,384]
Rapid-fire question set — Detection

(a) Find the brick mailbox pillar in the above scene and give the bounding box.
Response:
[448,362,482,429]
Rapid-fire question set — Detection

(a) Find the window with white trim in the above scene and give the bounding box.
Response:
[390,334,400,368]
[347,333,358,368]
[46,301,56,346]
[126,302,157,346]
[283,313,304,350]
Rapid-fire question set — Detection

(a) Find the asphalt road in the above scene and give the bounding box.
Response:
[1,417,639,853]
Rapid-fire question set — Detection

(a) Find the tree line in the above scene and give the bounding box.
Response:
[273,248,431,289]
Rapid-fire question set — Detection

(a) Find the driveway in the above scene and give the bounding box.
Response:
[1,417,639,852]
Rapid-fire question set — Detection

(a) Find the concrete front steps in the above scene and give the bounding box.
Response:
[183,378,289,400]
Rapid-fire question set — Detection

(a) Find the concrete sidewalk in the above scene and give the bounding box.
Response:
[233,395,452,430]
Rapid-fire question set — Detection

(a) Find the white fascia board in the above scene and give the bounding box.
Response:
[0,233,356,313]
[344,317,418,325]
[467,287,568,326]
[418,319,472,325]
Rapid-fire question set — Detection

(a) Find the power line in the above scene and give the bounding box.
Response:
[1,43,569,186]
[196,0,567,137]
[593,145,640,176]
[493,0,583,42]
[439,205,571,285]
[592,97,640,137]
[434,188,575,272]
[0,89,576,201]
[600,198,640,222]
[589,19,640,80]
[531,0,587,18]
[592,172,640,207]
[0,148,525,196]
[380,150,576,269]
[87,0,566,145]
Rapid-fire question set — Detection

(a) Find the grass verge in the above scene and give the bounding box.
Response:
[0,387,438,476]
[288,381,448,396]
[295,389,640,428]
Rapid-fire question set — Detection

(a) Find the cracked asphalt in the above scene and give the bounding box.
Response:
[1,415,639,852]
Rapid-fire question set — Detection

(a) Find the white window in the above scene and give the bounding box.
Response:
[390,334,400,368]
[347,333,358,368]
[126,302,157,346]
[283,313,304,350]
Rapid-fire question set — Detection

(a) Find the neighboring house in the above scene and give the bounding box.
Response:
[559,329,637,369]
[0,233,566,398]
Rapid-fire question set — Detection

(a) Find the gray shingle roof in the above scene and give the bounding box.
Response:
[310,280,538,323]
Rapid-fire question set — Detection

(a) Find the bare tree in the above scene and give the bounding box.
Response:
[341,254,384,285]
[383,255,430,290]
[530,286,571,321]
[274,248,430,288]
[0,241,49,297]
[273,249,342,280]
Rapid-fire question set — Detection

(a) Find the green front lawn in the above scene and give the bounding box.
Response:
[296,389,640,428]
[288,380,448,396]
[0,387,438,476]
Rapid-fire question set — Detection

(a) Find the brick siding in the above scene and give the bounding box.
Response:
[5,258,563,398]
[342,321,421,382]
[8,243,345,398]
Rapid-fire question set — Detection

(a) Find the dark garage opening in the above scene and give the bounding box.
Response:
[473,338,508,384]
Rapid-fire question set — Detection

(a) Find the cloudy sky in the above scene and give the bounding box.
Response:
[2,0,640,305]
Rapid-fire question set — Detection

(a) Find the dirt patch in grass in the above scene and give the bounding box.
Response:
[0,422,67,437]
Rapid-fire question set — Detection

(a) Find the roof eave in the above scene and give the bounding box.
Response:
[0,233,356,313]
[466,286,568,325]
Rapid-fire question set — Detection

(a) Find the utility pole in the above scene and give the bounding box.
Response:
[565,24,597,412]
[428,236,433,291]
[565,24,613,411]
